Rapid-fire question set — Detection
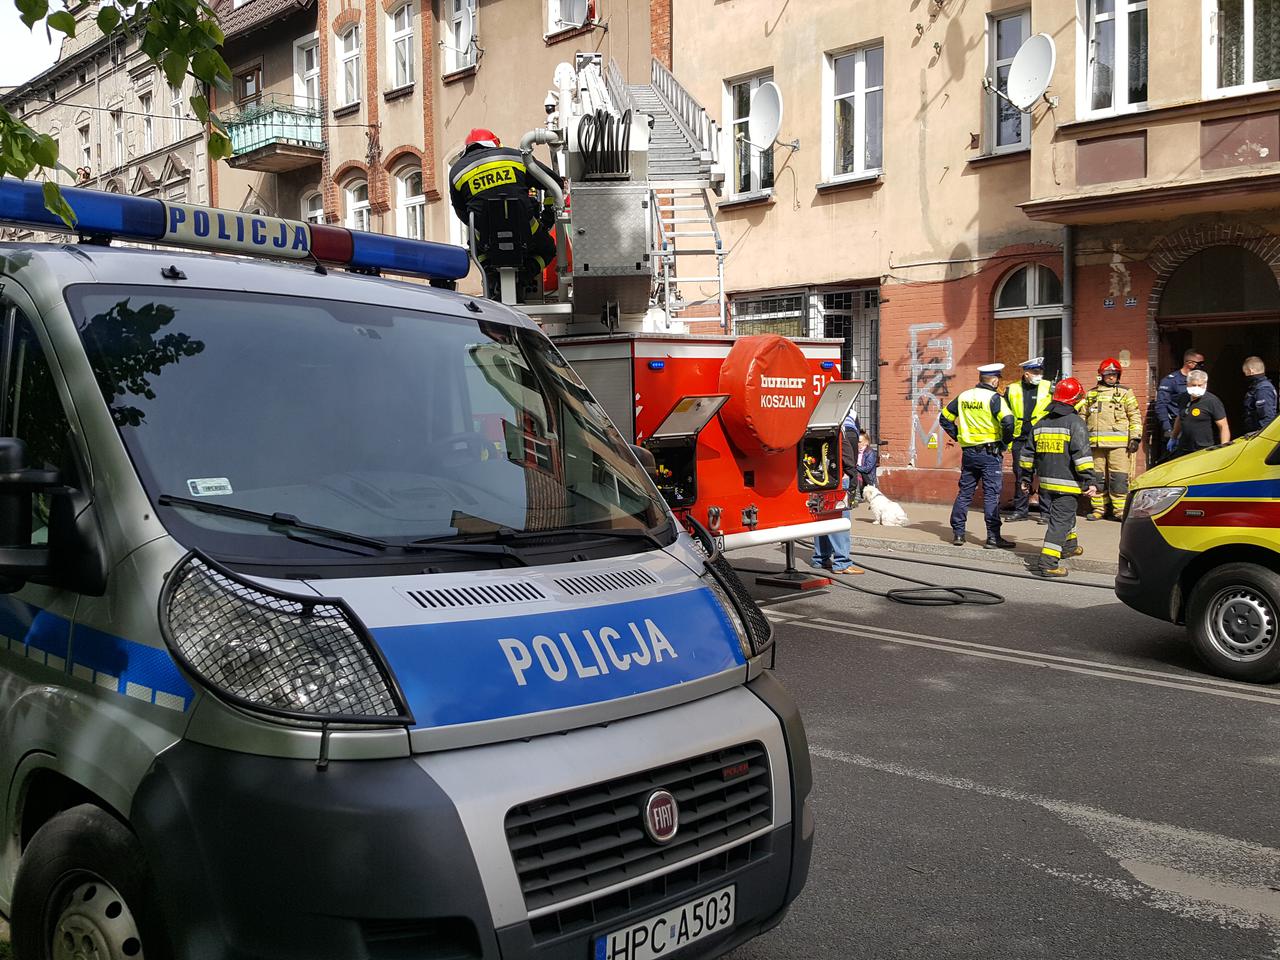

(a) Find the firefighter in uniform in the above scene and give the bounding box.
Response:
[1020,377,1099,578]
[940,362,1016,549]
[1002,356,1053,522]
[1083,357,1142,521]
[448,128,558,294]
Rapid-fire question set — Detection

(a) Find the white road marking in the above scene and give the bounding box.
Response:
[813,745,1280,948]
[769,613,1280,706]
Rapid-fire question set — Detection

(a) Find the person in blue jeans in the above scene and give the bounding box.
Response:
[811,415,864,575]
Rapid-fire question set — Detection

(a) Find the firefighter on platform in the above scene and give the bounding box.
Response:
[1021,377,1099,578]
[449,128,558,295]
[1083,357,1142,521]
[940,362,1016,549]
[1002,356,1053,523]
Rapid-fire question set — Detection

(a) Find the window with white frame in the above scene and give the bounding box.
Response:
[302,191,324,224]
[994,264,1064,381]
[1086,0,1148,113]
[446,158,465,247]
[388,4,414,88]
[139,93,154,153]
[1216,0,1280,90]
[345,179,370,231]
[78,123,91,168]
[827,44,884,180]
[728,72,775,196]
[295,37,320,105]
[447,0,477,72]
[338,27,362,106]
[396,165,426,239]
[169,83,183,142]
[111,111,123,168]
[987,11,1030,151]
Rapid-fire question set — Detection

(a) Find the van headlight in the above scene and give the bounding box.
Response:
[703,553,774,659]
[1128,486,1186,519]
[160,552,413,725]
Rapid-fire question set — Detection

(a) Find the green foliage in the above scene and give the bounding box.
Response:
[3,0,233,225]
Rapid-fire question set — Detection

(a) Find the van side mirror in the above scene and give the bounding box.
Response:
[630,443,658,476]
[0,438,61,591]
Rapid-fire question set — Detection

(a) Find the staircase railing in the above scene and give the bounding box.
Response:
[650,57,719,166]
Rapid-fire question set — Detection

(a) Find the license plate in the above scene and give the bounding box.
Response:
[593,885,735,960]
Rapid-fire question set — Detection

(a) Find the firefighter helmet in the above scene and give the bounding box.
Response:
[1053,377,1085,406]
[1099,357,1123,377]
[465,128,500,148]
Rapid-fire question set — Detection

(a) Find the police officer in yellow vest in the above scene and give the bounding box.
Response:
[940,362,1017,549]
[1002,356,1053,523]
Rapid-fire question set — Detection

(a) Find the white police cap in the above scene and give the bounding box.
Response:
[977,362,1006,375]
[1020,356,1045,369]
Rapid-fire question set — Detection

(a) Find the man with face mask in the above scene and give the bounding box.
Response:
[1154,349,1204,462]
[1002,357,1053,523]
[1172,370,1230,455]
[1083,357,1142,521]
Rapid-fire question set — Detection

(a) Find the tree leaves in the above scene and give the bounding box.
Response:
[5,0,236,220]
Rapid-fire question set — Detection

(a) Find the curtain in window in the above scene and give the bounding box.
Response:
[1258,0,1280,82]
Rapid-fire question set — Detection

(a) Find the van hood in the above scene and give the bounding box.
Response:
[1134,439,1251,489]
[303,549,748,750]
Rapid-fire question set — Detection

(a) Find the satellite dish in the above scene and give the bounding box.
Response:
[561,0,589,28]
[1007,34,1056,112]
[747,81,784,148]
[457,4,474,50]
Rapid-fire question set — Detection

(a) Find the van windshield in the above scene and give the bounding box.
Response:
[67,285,668,561]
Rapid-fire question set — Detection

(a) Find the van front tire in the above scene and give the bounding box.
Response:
[11,804,169,960]
[1187,563,1280,684]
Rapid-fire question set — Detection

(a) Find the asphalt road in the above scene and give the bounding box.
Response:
[724,547,1280,960]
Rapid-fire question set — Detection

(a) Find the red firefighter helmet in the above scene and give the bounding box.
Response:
[1098,357,1122,377]
[1053,377,1085,406]
[465,128,500,148]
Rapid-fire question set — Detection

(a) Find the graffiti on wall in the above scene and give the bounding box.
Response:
[908,322,954,467]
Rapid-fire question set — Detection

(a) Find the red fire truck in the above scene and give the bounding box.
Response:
[556,332,864,551]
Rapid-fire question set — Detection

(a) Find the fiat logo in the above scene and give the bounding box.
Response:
[643,789,679,844]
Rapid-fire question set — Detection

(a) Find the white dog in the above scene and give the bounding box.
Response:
[863,485,910,526]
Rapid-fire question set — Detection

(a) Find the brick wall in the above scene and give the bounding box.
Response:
[650,0,671,69]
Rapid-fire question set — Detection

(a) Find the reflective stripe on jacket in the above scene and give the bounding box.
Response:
[1005,379,1053,439]
[1084,384,1141,448]
[940,385,1015,447]
[1019,402,1095,494]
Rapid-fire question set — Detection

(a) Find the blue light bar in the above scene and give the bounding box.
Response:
[0,179,471,282]
[348,230,471,281]
[821,361,836,370]
[648,360,666,370]
[0,179,165,239]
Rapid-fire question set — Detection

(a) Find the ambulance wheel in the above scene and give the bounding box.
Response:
[1187,563,1280,684]
[11,804,169,960]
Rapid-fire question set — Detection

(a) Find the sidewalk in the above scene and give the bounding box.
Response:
[846,499,1122,575]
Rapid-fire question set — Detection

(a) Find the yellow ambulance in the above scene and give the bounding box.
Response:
[1116,415,1280,684]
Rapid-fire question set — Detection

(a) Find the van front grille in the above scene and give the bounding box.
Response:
[504,743,772,914]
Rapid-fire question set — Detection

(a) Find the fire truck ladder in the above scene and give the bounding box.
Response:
[624,59,727,330]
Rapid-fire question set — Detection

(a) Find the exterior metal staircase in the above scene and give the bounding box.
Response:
[611,58,727,329]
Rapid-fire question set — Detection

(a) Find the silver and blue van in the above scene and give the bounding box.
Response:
[0,181,812,960]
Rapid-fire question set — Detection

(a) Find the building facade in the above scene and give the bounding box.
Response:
[0,3,209,233]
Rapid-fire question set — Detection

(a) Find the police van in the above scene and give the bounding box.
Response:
[1116,413,1280,684]
[0,180,812,959]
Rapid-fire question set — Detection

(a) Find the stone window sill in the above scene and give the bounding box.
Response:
[332,101,361,119]
[544,24,594,46]
[967,148,1030,168]
[442,64,478,85]
[718,191,774,210]
[383,83,414,103]
[815,173,883,193]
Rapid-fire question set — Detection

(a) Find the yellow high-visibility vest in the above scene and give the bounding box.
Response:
[1006,379,1053,439]
[942,387,1013,446]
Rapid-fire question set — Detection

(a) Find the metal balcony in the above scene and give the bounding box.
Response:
[225,95,325,172]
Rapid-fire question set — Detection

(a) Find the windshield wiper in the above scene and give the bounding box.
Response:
[159,494,530,565]
[158,495,396,554]
[466,518,674,551]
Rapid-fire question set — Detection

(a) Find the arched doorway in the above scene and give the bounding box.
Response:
[1157,245,1280,434]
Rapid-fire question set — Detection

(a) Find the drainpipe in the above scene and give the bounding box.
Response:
[1062,225,1075,379]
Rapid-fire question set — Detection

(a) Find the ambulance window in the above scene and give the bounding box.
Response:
[0,310,75,544]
